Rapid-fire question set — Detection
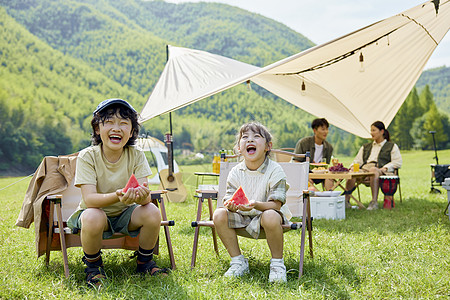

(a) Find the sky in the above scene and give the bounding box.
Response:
[167,0,449,70]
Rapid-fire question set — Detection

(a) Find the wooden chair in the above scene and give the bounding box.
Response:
[40,158,176,278]
[190,151,313,278]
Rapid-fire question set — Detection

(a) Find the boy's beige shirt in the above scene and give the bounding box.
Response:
[75,145,151,216]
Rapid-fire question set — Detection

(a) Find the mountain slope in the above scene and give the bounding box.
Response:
[0,0,448,172]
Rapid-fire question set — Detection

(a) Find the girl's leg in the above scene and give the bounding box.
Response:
[260,210,283,259]
[129,203,161,250]
[80,208,108,254]
[213,208,241,257]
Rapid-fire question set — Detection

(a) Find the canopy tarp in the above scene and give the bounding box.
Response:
[140,0,450,138]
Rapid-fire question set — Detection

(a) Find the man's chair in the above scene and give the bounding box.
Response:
[17,155,176,278]
[190,151,313,278]
[272,148,295,162]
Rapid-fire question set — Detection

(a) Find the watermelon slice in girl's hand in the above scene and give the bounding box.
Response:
[225,186,249,206]
[122,174,140,193]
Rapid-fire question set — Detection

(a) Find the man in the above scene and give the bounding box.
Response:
[293,118,334,190]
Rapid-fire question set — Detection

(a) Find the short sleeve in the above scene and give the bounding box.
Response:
[74,150,97,187]
[133,149,152,179]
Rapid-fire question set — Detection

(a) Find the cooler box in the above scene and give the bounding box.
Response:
[310,196,346,220]
[291,192,345,220]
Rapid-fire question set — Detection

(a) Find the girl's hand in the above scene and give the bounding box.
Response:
[225,201,238,212]
[237,200,256,211]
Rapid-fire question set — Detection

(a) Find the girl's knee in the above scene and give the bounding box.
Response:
[213,208,228,225]
[261,210,282,228]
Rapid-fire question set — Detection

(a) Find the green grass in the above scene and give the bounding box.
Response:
[1,150,449,299]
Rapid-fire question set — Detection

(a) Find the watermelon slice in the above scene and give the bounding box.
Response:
[224,186,249,206]
[122,174,140,193]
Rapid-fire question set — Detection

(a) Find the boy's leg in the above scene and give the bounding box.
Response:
[260,210,283,259]
[128,203,169,275]
[80,208,108,255]
[80,208,108,286]
[213,208,241,257]
[128,202,161,250]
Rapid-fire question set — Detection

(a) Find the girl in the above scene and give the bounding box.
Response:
[213,122,291,283]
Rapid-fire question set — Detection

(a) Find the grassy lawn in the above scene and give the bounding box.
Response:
[0,149,449,299]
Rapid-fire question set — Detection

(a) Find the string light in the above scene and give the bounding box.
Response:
[301,80,306,96]
[359,52,365,72]
[246,80,252,92]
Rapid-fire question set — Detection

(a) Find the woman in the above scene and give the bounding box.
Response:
[345,121,402,210]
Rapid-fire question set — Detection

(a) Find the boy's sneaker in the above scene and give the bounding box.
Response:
[82,256,106,287]
[224,255,249,277]
[269,259,287,283]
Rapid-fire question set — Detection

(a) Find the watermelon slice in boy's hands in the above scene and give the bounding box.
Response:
[122,174,140,193]
[224,186,249,206]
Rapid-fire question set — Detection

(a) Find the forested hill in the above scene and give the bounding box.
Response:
[0,0,448,174]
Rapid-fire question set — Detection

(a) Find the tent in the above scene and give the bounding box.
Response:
[135,137,180,184]
[139,0,450,138]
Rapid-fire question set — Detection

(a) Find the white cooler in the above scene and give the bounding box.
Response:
[293,192,346,220]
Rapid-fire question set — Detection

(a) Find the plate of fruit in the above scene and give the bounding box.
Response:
[328,163,349,173]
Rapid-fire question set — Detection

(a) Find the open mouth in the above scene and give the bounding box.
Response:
[109,135,122,143]
[246,145,256,154]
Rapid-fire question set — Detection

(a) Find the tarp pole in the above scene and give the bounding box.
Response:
[166,45,175,172]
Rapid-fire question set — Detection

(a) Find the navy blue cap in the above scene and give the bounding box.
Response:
[93,98,136,116]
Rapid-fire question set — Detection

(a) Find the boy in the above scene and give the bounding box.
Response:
[68,98,168,287]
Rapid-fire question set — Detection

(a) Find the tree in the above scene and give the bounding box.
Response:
[423,105,448,149]
[419,85,435,112]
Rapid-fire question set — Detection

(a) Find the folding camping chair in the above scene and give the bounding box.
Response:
[190,151,313,278]
[272,148,295,162]
[39,156,176,278]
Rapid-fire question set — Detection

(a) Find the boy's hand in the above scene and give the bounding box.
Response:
[133,182,151,205]
[117,183,150,205]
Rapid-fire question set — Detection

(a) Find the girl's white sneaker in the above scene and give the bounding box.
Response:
[269,259,287,282]
[224,255,249,277]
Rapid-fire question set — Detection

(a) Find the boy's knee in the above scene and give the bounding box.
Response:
[81,208,107,232]
[140,204,161,225]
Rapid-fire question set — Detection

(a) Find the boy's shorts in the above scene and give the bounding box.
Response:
[68,204,140,239]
